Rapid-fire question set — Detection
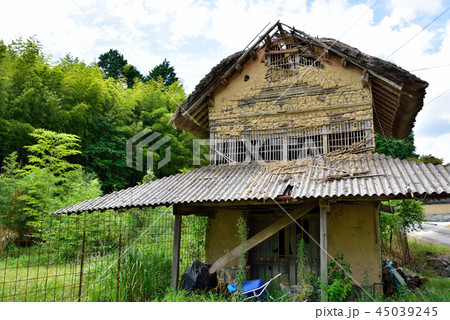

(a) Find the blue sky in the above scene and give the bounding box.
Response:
[1,0,449,162]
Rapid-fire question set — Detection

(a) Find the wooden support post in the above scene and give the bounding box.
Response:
[172,214,182,289]
[209,202,316,274]
[322,125,328,155]
[284,223,290,276]
[319,202,328,301]
[245,132,251,162]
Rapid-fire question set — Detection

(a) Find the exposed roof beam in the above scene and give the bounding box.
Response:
[182,21,281,117]
[283,24,404,92]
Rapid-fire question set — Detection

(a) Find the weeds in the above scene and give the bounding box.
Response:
[294,238,312,301]
[235,216,248,296]
[160,287,232,302]
[84,248,172,301]
[325,251,352,302]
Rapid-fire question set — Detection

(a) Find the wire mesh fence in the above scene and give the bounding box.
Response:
[0,207,207,301]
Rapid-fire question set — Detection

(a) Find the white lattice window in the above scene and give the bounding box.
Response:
[266,44,320,81]
[209,121,372,164]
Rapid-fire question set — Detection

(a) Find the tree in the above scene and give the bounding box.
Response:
[0,37,192,191]
[0,152,30,243]
[0,130,103,245]
[0,37,66,166]
[24,129,82,176]
[380,199,425,263]
[408,154,444,166]
[98,49,142,88]
[12,129,102,245]
[81,117,129,193]
[122,64,143,88]
[375,132,418,160]
[98,49,127,80]
[146,59,179,86]
[123,80,195,179]
[18,129,101,215]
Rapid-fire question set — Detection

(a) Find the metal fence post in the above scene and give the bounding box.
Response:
[78,230,86,302]
[171,214,182,289]
[117,233,122,302]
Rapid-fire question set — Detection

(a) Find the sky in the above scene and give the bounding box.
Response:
[1,0,449,163]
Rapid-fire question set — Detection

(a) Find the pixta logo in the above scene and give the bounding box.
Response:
[126,129,171,172]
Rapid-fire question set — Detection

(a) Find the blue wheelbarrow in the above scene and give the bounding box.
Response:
[227,272,286,301]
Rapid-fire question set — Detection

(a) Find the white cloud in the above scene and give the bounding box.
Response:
[416,133,450,163]
[386,0,443,18]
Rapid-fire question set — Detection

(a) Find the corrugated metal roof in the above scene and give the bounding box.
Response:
[53,153,450,214]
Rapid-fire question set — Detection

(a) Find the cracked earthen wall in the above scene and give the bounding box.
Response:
[210,49,373,136]
[205,202,382,287]
[327,202,382,287]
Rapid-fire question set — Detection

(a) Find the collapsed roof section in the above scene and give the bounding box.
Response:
[170,22,428,140]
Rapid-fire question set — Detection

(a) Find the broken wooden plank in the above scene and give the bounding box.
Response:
[208,202,316,274]
[266,48,299,55]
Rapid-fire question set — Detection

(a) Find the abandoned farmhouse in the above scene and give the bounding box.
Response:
[55,22,450,294]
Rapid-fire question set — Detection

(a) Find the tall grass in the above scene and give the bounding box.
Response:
[82,247,172,301]
[0,246,81,301]
[0,205,210,302]
[159,288,232,302]
[0,245,173,302]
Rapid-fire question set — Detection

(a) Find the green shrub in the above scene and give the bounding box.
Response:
[326,251,352,302]
[180,215,208,265]
[380,199,425,249]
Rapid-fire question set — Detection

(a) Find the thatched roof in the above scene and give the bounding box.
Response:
[170,51,243,137]
[320,38,428,139]
[320,38,426,89]
[171,22,428,139]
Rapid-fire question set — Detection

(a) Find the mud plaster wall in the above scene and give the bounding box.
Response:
[205,208,245,266]
[327,202,382,286]
[210,49,373,136]
[422,203,450,215]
